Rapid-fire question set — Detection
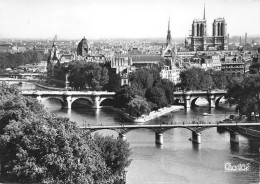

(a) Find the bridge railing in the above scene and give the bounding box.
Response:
[21,90,116,95]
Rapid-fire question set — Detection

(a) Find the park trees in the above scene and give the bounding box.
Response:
[68,61,109,91]
[178,67,236,91]
[145,87,168,110]
[227,74,260,120]
[126,96,150,117]
[0,51,46,71]
[178,67,201,90]
[0,83,131,183]
[115,85,135,108]
[129,67,174,106]
[115,67,175,112]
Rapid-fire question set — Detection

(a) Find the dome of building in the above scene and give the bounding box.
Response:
[77,37,91,56]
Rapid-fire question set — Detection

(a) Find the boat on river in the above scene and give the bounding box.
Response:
[202,113,211,116]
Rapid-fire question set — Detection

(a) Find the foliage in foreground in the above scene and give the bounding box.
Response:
[0,83,131,183]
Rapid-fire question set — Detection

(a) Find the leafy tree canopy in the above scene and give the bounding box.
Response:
[126,95,151,117]
[115,67,175,111]
[227,74,260,120]
[68,61,109,91]
[178,67,237,91]
[0,83,131,184]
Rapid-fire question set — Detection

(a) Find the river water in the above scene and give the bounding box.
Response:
[20,83,260,184]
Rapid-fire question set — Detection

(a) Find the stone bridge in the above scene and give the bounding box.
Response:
[21,90,115,109]
[173,90,227,108]
[81,122,260,145]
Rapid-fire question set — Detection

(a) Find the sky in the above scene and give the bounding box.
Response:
[0,0,260,40]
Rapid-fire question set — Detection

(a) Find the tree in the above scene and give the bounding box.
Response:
[94,134,132,177]
[126,96,151,117]
[114,85,135,108]
[1,113,112,183]
[32,51,44,64]
[227,74,260,120]
[68,61,109,91]
[179,67,201,90]
[0,82,45,134]
[199,70,213,90]
[117,67,174,111]
[159,79,175,105]
[145,87,168,110]
[0,84,132,183]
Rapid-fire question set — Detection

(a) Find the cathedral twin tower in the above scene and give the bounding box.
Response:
[167,5,228,51]
[190,5,228,51]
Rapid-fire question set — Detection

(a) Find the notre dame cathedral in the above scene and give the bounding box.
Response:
[188,6,228,51]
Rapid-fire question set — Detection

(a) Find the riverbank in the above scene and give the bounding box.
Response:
[109,105,184,123]
[223,115,260,140]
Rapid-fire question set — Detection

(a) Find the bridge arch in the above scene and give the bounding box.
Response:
[99,98,115,107]
[41,97,65,108]
[71,97,94,108]
[215,96,225,107]
[174,97,184,105]
[190,97,209,108]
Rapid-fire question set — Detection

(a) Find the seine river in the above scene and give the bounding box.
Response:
[20,83,260,184]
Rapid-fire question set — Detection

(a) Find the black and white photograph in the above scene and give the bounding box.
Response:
[0,0,260,183]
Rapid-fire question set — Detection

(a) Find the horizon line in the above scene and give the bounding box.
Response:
[1,35,260,41]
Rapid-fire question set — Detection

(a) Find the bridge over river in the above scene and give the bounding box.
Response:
[173,90,227,108]
[81,122,260,145]
[21,89,227,109]
[21,90,115,109]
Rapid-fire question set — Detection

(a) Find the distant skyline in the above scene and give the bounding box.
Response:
[0,0,260,40]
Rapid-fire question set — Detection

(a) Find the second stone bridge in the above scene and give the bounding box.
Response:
[80,122,260,145]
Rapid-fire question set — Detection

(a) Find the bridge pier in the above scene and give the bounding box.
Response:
[155,132,163,145]
[119,133,126,141]
[184,95,191,108]
[208,95,216,108]
[191,132,201,144]
[92,94,101,109]
[36,95,42,102]
[230,132,239,144]
[217,126,225,133]
[63,96,72,109]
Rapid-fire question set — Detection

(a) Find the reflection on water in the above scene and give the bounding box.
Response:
[19,84,260,184]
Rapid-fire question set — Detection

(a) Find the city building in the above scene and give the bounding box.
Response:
[221,56,245,76]
[160,64,180,85]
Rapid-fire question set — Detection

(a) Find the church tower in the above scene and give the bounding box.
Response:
[166,17,172,47]
[47,35,60,82]
[190,5,207,51]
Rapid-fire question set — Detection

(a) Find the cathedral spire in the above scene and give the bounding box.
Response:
[203,4,206,20]
[168,17,170,32]
[184,37,188,48]
[166,17,172,47]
